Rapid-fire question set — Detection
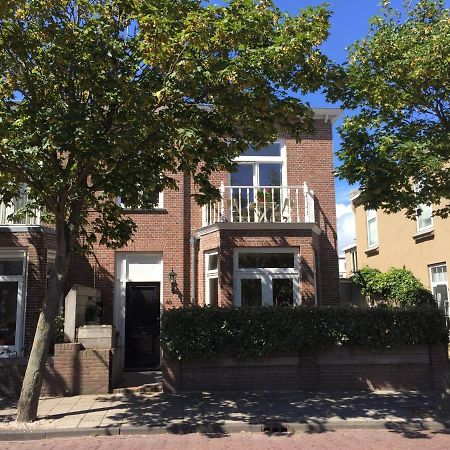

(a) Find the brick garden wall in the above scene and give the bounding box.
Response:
[0,344,112,398]
[163,344,449,393]
[42,343,111,396]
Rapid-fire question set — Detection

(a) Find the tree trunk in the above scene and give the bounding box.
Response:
[16,217,70,423]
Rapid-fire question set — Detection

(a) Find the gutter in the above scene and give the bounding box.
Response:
[190,235,199,305]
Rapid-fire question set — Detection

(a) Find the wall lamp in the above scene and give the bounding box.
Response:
[168,268,177,292]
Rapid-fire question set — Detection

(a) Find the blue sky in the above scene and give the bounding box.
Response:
[273,1,447,252]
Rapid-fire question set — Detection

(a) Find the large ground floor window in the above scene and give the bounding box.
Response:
[234,248,300,306]
[0,249,26,357]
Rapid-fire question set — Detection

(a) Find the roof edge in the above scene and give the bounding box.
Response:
[312,108,342,124]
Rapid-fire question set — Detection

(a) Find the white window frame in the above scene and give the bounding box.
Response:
[416,203,433,233]
[230,139,288,187]
[429,263,449,315]
[233,248,300,306]
[351,249,358,273]
[205,250,219,306]
[118,191,164,210]
[0,249,27,357]
[366,209,378,248]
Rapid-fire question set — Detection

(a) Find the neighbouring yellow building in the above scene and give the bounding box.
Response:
[344,191,449,313]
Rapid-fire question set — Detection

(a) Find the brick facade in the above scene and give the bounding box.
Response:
[42,343,111,396]
[2,116,340,365]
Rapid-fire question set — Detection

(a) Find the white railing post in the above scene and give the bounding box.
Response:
[202,204,208,227]
[220,184,311,224]
[220,181,225,222]
[310,190,315,222]
[230,188,234,222]
[303,181,309,222]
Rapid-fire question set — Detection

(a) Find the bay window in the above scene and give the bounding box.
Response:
[234,248,300,306]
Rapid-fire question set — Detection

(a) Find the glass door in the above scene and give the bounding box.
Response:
[230,162,283,222]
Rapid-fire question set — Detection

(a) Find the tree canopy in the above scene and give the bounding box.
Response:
[0,0,333,422]
[331,0,450,218]
[0,0,332,249]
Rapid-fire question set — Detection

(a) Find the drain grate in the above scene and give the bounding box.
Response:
[263,425,288,433]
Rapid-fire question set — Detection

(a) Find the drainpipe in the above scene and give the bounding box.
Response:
[190,235,198,305]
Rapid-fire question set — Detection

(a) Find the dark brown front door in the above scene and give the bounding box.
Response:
[125,282,160,369]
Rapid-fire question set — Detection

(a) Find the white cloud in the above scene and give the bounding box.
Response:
[336,202,352,220]
[336,202,356,254]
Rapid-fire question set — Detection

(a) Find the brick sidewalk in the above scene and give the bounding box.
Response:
[1,391,449,440]
[2,431,450,450]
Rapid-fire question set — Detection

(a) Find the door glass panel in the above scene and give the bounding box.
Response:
[241,279,262,306]
[231,164,255,222]
[273,279,294,306]
[0,282,18,346]
[0,260,23,276]
[230,164,253,186]
[258,163,282,187]
[257,163,282,221]
[238,252,295,269]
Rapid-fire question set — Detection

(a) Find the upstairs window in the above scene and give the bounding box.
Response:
[416,203,433,232]
[366,209,378,248]
[230,141,286,189]
[119,191,164,210]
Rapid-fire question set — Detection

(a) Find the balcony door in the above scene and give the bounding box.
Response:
[230,141,286,222]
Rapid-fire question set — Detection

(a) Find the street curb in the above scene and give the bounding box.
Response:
[1,419,449,441]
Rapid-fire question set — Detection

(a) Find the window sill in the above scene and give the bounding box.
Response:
[365,246,379,256]
[122,207,168,215]
[413,228,434,243]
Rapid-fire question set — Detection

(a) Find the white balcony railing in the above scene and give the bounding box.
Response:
[0,192,40,226]
[202,182,315,227]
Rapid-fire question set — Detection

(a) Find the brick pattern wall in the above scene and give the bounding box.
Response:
[0,343,112,398]
[42,343,111,396]
[163,345,449,393]
[68,119,338,314]
[2,119,339,362]
[284,122,339,305]
[218,228,317,306]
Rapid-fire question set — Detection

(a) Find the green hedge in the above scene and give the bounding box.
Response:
[161,305,448,361]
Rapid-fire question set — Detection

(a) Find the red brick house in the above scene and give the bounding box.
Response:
[0,108,341,370]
